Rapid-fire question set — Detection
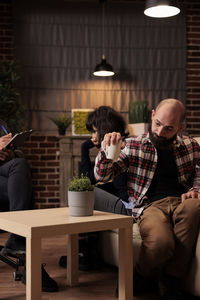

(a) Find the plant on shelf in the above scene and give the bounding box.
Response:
[68,174,94,216]
[0,60,25,133]
[48,113,72,135]
[129,100,149,124]
[128,101,150,136]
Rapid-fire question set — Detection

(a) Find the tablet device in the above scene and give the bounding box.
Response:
[5,129,33,149]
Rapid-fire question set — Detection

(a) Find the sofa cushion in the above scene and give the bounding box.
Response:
[99,223,142,268]
[185,230,200,296]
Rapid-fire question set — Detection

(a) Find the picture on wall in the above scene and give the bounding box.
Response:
[72,109,94,136]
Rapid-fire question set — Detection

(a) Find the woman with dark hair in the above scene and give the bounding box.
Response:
[59,106,130,271]
[81,106,130,207]
[85,106,127,144]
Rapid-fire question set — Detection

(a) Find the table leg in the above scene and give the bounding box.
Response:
[118,226,133,300]
[26,237,42,300]
[67,233,79,286]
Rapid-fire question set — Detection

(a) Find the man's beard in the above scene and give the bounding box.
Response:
[149,128,177,150]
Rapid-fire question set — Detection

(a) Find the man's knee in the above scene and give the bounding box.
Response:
[176,198,200,219]
[139,216,175,258]
[142,226,175,258]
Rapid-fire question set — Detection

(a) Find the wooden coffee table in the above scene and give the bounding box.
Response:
[0,208,133,300]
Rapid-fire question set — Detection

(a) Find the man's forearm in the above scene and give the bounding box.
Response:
[191,166,200,192]
[94,150,115,183]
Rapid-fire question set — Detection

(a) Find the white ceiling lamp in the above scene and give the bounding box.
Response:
[144,0,180,18]
[93,0,114,77]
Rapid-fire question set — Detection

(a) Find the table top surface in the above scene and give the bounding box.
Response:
[0,207,133,238]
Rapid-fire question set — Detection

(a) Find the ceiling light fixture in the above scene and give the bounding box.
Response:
[144,0,180,18]
[93,0,114,77]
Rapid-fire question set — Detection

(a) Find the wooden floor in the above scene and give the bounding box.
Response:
[0,232,159,300]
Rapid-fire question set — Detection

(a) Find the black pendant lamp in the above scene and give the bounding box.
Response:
[93,0,114,77]
[144,0,180,18]
[93,54,114,77]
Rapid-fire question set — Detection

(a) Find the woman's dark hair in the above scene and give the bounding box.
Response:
[86,106,127,143]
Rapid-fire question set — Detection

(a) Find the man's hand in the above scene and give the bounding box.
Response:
[181,190,200,202]
[0,133,12,150]
[103,132,125,150]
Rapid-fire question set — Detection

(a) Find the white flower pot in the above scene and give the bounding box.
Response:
[68,191,94,216]
[128,123,148,136]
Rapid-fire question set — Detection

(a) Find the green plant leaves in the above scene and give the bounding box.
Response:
[129,101,149,124]
[48,113,72,130]
[0,60,24,133]
[68,174,94,192]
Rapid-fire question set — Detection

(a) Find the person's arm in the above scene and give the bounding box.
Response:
[0,134,23,159]
[0,132,16,161]
[182,166,200,201]
[94,135,129,183]
[189,139,200,192]
[81,139,96,184]
[181,139,200,201]
[0,121,23,159]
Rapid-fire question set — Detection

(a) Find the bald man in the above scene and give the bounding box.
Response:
[94,99,200,299]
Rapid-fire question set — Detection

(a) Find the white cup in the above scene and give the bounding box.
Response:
[105,140,122,161]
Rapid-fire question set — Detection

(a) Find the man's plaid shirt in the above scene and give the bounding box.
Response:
[94,133,200,219]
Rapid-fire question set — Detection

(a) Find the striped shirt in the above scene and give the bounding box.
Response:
[94,133,200,219]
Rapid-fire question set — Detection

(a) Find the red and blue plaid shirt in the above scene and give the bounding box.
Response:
[94,133,200,219]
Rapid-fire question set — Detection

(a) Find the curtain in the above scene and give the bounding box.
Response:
[12,0,186,134]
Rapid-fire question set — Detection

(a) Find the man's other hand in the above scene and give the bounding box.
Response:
[181,190,200,202]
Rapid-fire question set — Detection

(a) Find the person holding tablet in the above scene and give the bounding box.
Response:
[0,120,32,220]
[0,120,58,293]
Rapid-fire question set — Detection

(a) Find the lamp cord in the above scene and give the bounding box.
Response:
[102,1,105,59]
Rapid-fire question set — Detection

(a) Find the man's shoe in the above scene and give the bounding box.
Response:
[22,263,58,293]
[159,273,185,300]
[161,290,185,300]
[115,269,156,297]
[2,233,26,256]
[59,251,91,271]
[59,234,101,271]
[59,255,67,268]
[133,269,158,296]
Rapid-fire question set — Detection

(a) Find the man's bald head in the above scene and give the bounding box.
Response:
[155,98,186,124]
[150,98,185,149]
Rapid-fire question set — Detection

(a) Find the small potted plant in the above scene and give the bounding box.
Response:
[128,101,150,136]
[48,113,72,135]
[68,174,94,216]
